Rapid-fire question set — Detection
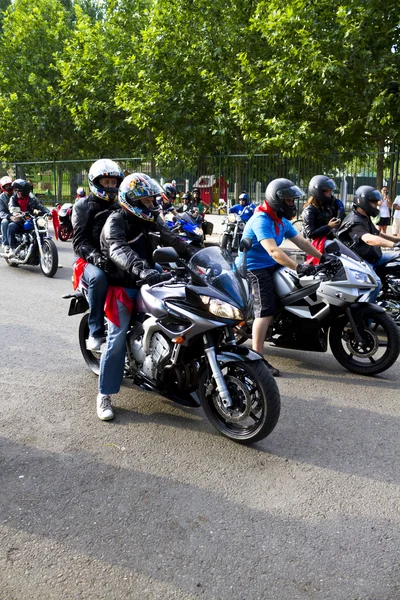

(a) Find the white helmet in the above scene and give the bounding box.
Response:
[88,159,123,201]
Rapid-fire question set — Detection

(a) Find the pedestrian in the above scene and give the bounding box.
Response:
[376,186,392,234]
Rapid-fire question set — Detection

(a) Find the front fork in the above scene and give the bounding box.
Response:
[203,333,233,408]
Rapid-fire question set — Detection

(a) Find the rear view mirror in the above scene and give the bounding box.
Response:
[239,238,252,252]
[153,247,179,264]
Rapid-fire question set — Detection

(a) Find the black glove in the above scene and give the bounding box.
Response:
[296,263,317,277]
[90,253,106,269]
[140,269,163,286]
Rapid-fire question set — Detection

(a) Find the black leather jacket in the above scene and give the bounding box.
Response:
[337,209,382,264]
[9,193,50,216]
[100,209,196,287]
[0,191,11,220]
[301,202,338,240]
[72,193,119,263]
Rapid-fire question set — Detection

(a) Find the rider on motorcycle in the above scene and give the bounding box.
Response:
[337,185,400,301]
[95,173,197,421]
[236,178,324,376]
[0,176,13,252]
[158,182,178,216]
[72,159,124,352]
[229,192,256,223]
[7,179,51,257]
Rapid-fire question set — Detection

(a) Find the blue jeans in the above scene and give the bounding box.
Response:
[368,251,399,303]
[98,288,137,396]
[80,262,108,338]
[7,221,24,248]
[1,218,9,245]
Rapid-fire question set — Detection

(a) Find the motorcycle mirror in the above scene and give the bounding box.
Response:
[239,238,252,252]
[153,246,180,264]
[324,239,340,254]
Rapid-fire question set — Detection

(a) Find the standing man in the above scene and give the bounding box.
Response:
[0,176,13,251]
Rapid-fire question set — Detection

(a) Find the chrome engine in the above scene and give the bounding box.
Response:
[131,332,171,380]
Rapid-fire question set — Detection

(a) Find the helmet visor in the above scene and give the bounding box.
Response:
[277,184,305,200]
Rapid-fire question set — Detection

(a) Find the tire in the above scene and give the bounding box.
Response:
[58,223,72,242]
[78,313,101,375]
[220,233,232,252]
[40,239,58,278]
[199,359,281,444]
[292,219,303,234]
[329,310,400,375]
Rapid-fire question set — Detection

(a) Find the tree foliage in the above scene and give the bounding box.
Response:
[0,0,398,163]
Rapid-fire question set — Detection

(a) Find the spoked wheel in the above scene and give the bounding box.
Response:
[220,233,232,252]
[199,359,280,444]
[40,239,58,277]
[329,311,400,375]
[78,313,102,375]
[58,223,73,242]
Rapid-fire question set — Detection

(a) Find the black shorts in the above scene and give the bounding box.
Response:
[377,217,390,226]
[248,267,279,318]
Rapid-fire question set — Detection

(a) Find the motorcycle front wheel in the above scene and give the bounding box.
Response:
[220,233,232,252]
[199,359,280,444]
[58,223,72,242]
[40,239,58,277]
[329,310,400,375]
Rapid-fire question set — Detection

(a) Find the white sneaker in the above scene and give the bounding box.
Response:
[87,336,104,352]
[97,394,114,420]
[7,248,15,258]
[2,244,9,253]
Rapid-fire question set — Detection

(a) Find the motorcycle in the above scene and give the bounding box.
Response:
[373,256,400,325]
[64,243,281,444]
[55,202,73,242]
[235,239,400,376]
[164,211,204,247]
[0,211,58,277]
[220,214,245,253]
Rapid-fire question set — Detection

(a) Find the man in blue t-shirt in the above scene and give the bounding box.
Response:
[236,178,323,376]
[229,192,256,223]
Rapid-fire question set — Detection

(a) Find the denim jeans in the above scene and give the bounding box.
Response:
[7,220,24,248]
[368,251,399,303]
[98,288,137,396]
[81,262,108,338]
[1,218,8,245]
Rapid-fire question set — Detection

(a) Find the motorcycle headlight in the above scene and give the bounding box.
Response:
[194,227,203,237]
[199,295,243,320]
[37,217,47,228]
[351,270,373,284]
[228,215,236,223]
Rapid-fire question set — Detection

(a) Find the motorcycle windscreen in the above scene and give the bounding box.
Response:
[188,247,249,308]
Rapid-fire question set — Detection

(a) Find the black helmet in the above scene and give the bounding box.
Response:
[164,182,177,201]
[265,178,304,220]
[182,192,192,202]
[308,175,336,204]
[354,186,381,217]
[12,179,31,197]
[118,173,162,222]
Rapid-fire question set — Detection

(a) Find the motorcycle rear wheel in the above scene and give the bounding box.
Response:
[78,313,101,375]
[58,223,72,242]
[199,359,280,444]
[329,310,400,375]
[40,239,58,277]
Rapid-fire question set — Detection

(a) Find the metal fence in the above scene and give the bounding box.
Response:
[3,150,400,212]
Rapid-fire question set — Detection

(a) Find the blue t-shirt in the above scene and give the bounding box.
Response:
[236,212,298,270]
[229,203,256,222]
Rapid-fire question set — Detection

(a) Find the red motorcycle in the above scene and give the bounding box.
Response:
[53,203,73,242]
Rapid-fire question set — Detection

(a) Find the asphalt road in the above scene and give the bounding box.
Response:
[0,234,399,600]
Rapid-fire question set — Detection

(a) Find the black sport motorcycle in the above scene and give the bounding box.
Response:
[65,244,281,444]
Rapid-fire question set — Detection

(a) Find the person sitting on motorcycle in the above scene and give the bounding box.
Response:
[229,192,256,223]
[72,159,124,352]
[75,187,87,202]
[0,176,14,252]
[7,179,52,256]
[337,185,400,302]
[302,175,342,243]
[158,182,178,216]
[96,173,197,421]
[236,178,323,376]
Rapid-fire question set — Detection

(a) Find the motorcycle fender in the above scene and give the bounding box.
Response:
[348,302,385,315]
[216,347,262,365]
[68,296,89,316]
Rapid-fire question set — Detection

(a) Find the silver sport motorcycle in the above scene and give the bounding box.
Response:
[235,239,400,376]
[65,244,281,444]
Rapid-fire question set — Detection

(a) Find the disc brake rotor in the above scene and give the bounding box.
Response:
[345,328,379,358]
[212,375,253,423]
